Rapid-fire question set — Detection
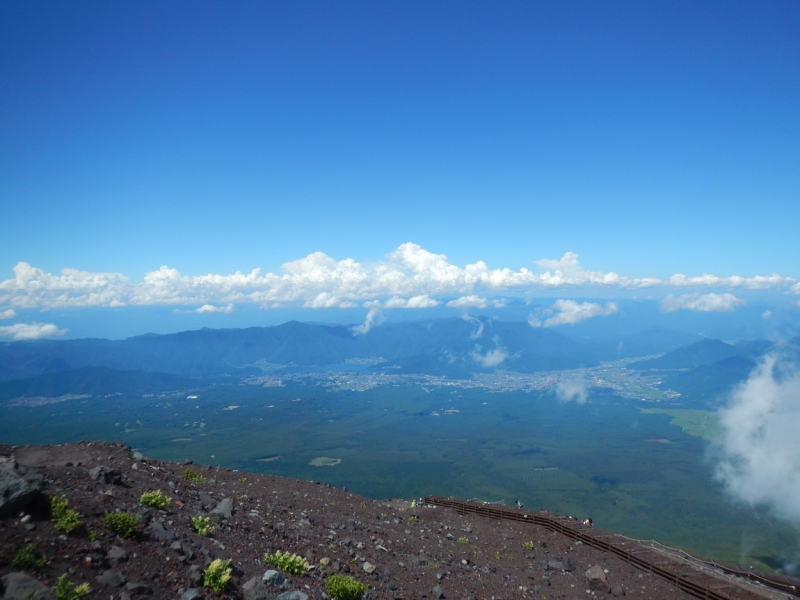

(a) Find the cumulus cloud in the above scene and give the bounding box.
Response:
[713,355,800,524]
[554,376,589,404]
[383,295,439,309]
[303,293,356,309]
[0,322,67,340]
[529,299,618,328]
[1,244,795,312]
[472,346,509,368]
[0,309,16,319]
[195,304,235,313]
[447,295,489,309]
[661,292,745,313]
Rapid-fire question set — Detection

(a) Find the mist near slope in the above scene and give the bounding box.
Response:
[713,353,800,526]
[555,376,589,404]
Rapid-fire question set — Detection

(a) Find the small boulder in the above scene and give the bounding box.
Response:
[432,584,445,599]
[243,576,278,600]
[275,592,308,600]
[197,491,214,509]
[540,575,551,587]
[1,572,57,600]
[178,587,204,600]
[96,569,127,587]
[363,562,377,574]
[125,581,154,594]
[88,465,123,485]
[584,565,610,592]
[611,583,626,597]
[262,570,286,586]
[211,498,233,519]
[0,458,44,517]
[108,545,128,562]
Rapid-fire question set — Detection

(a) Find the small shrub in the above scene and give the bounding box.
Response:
[456,536,469,544]
[140,490,172,509]
[408,515,420,523]
[494,551,501,559]
[102,511,140,538]
[10,544,46,570]
[53,574,90,600]
[522,541,535,551]
[203,558,232,591]
[238,477,247,483]
[325,573,368,600]
[191,515,215,536]
[264,550,310,575]
[378,513,388,520]
[182,469,206,483]
[49,495,83,534]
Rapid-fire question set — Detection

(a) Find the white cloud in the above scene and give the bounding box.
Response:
[529,299,618,327]
[447,295,488,309]
[0,322,67,340]
[0,308,16,319]
[554,376,589,404]
[660,292,745,313]
[714,355,800,524]
[472,346,509,368]
[383,295,440,309]
[303,293,356,309]
[195,304,235,314]
[762,310,772,319]
[1,244,795,311]
[352,306,382,335]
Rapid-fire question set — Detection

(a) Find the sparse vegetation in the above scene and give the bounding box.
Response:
[140,490,171,509]
[53,573,90,600]
[203,558,232,591]
[456,536,469,544]
[379,512,388,519]
[191,515,215,536]
[102,511,140,538]
[10,544,47,570]
[182,468,206,483]
[48,495,83,534]
[522,541,535,551]
[238,477,247,483]
[264,550,310,575]
[325,573,368,600]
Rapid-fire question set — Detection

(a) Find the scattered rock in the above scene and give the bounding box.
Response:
[108,545,128,562]
[585,565,610,592]
[1,572,57,600]
[547,556,575,571]
[96,569,127,587]
[0,458,44,517]
[276,592,308,600]
[263,570,286,586]
[243,575,278,600]
[89,465,124,485]
[211,497,234,519]
[432,584,445,598]
[198,491,214,509]
[177,587,204,600]
[363,561,377,573]
[125,581,154,594]
[541,575,551,587]
[611,583,627,596]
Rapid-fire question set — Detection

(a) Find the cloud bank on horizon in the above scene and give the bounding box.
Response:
[2,244,796,315]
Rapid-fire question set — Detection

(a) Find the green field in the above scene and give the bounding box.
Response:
[0,381,795,572]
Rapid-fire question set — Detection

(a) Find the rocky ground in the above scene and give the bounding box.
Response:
[0,442,786,600]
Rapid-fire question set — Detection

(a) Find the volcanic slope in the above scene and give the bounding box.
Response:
[0,442,790,600]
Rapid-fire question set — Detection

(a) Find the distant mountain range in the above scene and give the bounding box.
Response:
[0,317,793,404]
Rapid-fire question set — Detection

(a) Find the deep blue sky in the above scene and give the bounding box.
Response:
[1,1,799,338]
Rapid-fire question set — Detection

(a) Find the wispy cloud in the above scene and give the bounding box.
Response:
[713,355,800,525]
[529,299,618,327]
[661,292,745,313]
[0,308,16,319]
[1,244,795,312]
[472,345,509,367]
[0,322,67,340]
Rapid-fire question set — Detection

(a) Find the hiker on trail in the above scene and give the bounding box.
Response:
[516,499,523,509]
[411,499,417,508]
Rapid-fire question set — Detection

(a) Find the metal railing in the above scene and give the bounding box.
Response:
[424,495,798,600]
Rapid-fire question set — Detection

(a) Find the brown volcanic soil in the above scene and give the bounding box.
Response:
[0,442,783,600]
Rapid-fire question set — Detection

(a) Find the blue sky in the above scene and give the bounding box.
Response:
[1,1,799,339]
